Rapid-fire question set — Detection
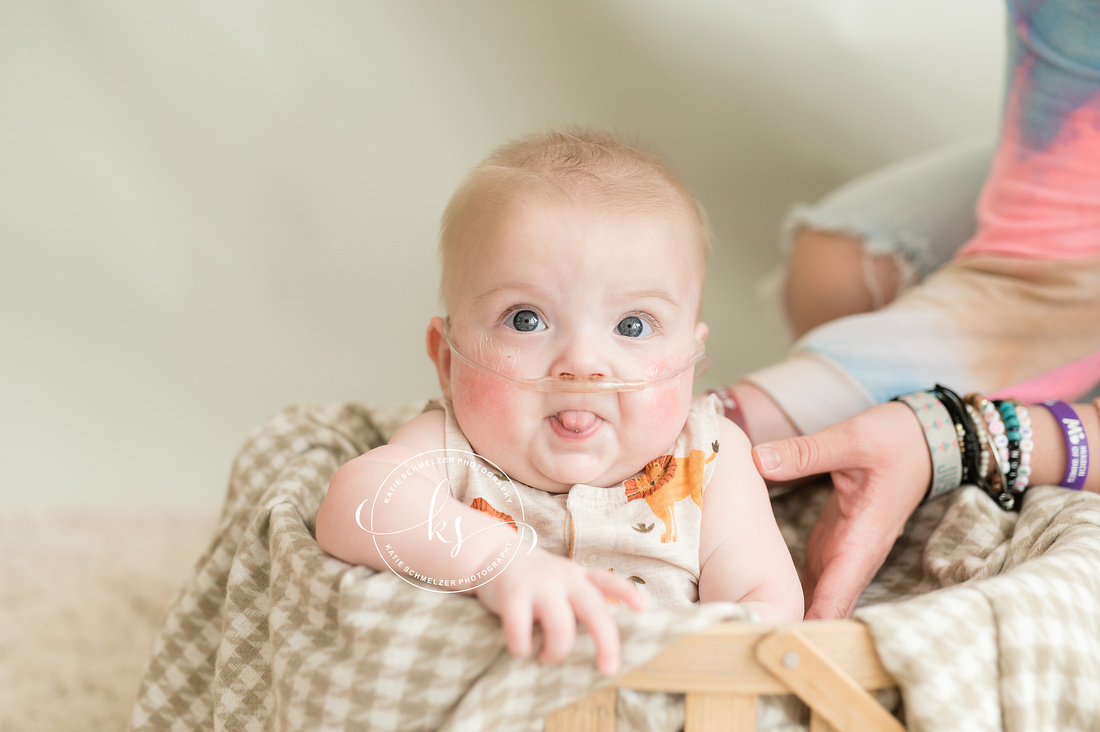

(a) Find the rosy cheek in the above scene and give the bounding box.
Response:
[449,366,529,474]
[632,379,692,428]
[649,386,687,422]
[453,367,510,409]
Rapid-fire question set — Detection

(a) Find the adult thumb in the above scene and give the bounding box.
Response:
[752,429,843,483]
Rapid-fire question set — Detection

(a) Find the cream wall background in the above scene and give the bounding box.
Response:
[1,1,1004,509]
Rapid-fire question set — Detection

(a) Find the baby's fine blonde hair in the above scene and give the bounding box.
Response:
[438,128,711,308]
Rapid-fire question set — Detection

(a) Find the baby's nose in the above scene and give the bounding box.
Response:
[549,334,610,380]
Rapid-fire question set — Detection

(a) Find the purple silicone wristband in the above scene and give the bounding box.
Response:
[1039,400,1090,490]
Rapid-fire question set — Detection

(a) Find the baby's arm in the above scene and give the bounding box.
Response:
[316,409,511,577]
[698,416,804,623]
[315,409,645,674]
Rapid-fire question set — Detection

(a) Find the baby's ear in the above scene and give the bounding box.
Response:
[695,321,709,342]
[426,317,453,400]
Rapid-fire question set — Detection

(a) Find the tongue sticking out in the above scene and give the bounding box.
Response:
[556,410,597,433]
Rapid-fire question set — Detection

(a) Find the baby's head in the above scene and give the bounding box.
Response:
[427,129,712,493]
[437,129,710,313]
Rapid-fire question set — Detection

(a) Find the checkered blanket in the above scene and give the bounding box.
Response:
[129,402,1100,731]
[772,468,1100,732]
[856,486,1100,732]
[128,403,746,732]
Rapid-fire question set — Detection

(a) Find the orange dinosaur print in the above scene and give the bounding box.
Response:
[469,497,518,531]
[624,441,718,543]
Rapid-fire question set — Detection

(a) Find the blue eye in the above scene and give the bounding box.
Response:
[617,316,652,338]
[508,310,544,332]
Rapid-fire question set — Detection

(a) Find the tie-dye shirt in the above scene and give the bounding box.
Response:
[748,0,1100,435]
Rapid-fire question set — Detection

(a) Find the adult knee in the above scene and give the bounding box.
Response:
[782,228,902,337]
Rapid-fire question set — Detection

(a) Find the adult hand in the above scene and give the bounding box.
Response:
[751,401,932,620]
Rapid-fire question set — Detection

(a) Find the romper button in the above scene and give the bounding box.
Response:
[583,553,599,564]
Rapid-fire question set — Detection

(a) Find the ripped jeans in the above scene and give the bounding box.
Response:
[781,137,992,304]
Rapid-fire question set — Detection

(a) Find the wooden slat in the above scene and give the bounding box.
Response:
[613,621,894,694]
[685,692,755,731]
[543,686,616,732]
[809,711,841,732]
[755,628,904,732]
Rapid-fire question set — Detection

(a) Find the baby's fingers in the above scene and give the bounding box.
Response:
[499,594,535,660]
[587,569,648,612]
[570,582,623,676]
[534,597,576,666]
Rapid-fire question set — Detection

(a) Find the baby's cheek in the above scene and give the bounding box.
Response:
[451,368,522,430]
[654,388,686,422]
[638,382,691,425]
[450,371,529,476]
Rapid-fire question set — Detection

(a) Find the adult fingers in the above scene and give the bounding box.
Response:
[803,520,891,620]
[752,422,858,484]
[799,495,841,611]
[804,558,870,620]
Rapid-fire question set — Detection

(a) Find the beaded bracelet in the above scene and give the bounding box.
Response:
[996,400,1023,495]
[892,386,1024,510]
[965,400,1009,503]
[892,390,963,502]
[964,402,992,484]
[1039,400,1090,490]
[967,393,1008,474]
[989,404,1010,469]
[933,385,1017,510]
[1013,402,1034,491]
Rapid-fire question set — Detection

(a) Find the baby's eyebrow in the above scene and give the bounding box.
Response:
[470,283,681,309]
[470,281,534,308]
[617,287,681,308]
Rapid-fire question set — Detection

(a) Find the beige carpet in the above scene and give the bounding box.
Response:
[0,507,217,732]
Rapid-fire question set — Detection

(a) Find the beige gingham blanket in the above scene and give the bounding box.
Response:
[856,486,1100,732]
[130,402,1100,731]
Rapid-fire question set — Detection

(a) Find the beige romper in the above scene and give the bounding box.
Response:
[430,395,722,609]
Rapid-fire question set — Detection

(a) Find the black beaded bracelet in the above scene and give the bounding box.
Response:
[932,385,1018,511]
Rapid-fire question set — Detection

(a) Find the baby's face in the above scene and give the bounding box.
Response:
[429,195,708,494]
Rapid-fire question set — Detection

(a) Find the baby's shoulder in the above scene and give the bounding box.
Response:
[386,408,446,454]
[702,416,756,496]
[333,409,448,488]
[714,414,751,453]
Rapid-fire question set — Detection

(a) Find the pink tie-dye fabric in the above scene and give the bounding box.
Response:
[746,0,1100,435]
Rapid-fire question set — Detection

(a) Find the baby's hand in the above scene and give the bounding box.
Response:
[473,547,647,675]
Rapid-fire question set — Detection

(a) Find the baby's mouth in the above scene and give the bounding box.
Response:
[551,410,602,436]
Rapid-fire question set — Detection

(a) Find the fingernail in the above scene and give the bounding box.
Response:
[756,445,780,472]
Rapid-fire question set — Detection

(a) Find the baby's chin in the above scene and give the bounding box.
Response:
[518,455,638,493]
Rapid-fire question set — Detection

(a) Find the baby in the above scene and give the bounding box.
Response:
[316,129,802,675]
